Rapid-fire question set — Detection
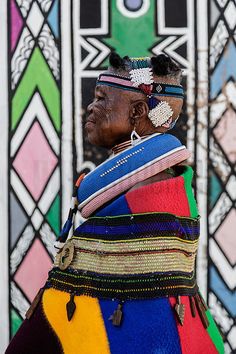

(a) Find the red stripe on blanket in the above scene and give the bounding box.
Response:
[169,297,219,354]
[126,175,191,216]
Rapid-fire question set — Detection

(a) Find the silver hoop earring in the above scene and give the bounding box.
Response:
[131,129,141,146]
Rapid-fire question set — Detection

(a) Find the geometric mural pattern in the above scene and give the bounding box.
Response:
[208,1,236,352]
[76,0,195,169]
[9,0,61,339]
[2,0,235,352]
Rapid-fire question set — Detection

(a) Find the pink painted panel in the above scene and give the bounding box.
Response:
[13,121,58,201]
[14,238,52,302]
[11,0,23,51]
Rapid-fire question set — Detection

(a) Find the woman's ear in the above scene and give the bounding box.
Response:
[129,100,149,121]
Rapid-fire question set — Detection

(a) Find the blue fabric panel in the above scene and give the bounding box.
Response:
[78,134,183,204]
[95,194,131,217]
[99,298,182,354]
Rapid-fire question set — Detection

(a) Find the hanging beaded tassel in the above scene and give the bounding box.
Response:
[109,301,124,326]
[54,173,85,252]
[66,292,76,321]
[174,295,185,326]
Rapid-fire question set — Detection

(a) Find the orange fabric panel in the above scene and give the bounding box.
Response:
[42,289,110,354]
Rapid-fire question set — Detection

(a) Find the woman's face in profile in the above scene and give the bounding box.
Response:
[85,84,133,149]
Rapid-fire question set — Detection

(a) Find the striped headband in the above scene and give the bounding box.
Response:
[97,73,184,99]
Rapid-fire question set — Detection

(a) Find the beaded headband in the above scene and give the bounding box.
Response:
[97,57,184,129]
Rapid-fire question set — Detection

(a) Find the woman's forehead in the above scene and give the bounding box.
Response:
[95,85,107,93]
[95,84,124,96]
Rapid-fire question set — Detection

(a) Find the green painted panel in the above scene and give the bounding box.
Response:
[103,0,159,58]
[11,309,22,336]
[12,47,60,131]
[46,195,60,236]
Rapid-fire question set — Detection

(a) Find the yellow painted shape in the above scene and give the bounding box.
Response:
[42,288,110,354]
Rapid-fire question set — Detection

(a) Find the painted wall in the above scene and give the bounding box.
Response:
[0,0,235,352]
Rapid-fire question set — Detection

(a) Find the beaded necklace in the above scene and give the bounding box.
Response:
[111,134,151,155]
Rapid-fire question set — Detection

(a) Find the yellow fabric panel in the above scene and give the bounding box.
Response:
[42,288,110,354]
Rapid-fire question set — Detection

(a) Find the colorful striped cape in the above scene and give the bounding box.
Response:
[6,164,224,353]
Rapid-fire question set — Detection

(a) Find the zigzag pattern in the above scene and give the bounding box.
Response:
[6,2,236,352]
[9,0,61,337]
[209,1,236,352]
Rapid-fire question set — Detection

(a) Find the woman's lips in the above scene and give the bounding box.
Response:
[85,118,95,130]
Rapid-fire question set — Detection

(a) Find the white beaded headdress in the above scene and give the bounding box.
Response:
[128,57,174,128]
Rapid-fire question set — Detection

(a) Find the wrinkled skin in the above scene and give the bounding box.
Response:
[86,70,183,149]
[86,85,136,148]
[85,69,184,186]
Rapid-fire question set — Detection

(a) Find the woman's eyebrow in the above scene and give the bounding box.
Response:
[95,86,107,95]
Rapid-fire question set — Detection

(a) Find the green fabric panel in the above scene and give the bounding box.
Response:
[182,166,199,218]
[103,0,159,59]
[206,310,225,354]
[46,195,60,236]
[11,309,22,336]
[12,47,60,131]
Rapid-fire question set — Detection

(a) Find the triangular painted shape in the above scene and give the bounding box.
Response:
[11,308,23,336]
[210,266,236,317]
[211,40,236,98]
[209,169,223,209]
[46,195,60,236]
[47,0,59,38]
[173,41,187,60]
[12,47,60,132]
[10,192,28,249]
[211,0,221,28]
[11,92,60,158]
[81,46,89,61]
[11,0,24,52]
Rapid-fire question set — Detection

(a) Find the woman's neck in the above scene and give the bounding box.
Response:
[111,133,154,155]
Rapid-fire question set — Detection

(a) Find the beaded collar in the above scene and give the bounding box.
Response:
[111,134,151,155]
[78,133,190,217]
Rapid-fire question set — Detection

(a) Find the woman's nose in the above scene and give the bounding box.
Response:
[87,101,94,114]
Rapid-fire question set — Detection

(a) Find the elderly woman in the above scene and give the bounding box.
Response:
[6,54,224,354]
